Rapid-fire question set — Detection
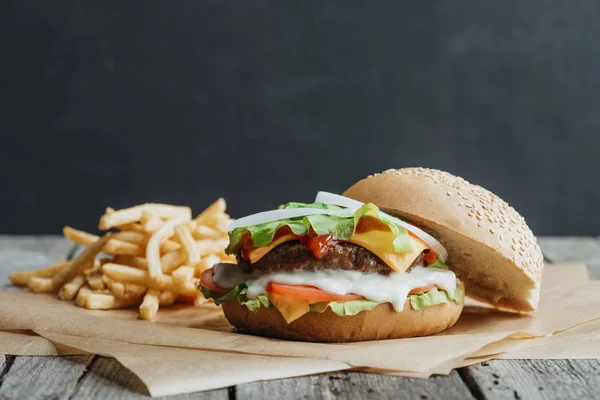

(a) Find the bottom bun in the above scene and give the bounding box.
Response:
[222,284,465,342]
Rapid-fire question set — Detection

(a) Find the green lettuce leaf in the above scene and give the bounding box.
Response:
[309,300,381,316]
[409,286,463,311]
[200,282,271,311]
[201,280,462,316]
[427,258,449,270]
[226,202,412,254]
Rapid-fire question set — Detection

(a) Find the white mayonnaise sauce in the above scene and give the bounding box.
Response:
[212,264,457,312]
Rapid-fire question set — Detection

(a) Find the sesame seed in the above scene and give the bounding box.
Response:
[489,228,495,234]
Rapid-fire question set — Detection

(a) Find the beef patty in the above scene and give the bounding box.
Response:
[236,241,426,275]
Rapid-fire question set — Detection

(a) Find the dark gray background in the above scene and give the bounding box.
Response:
[1,1,598,235]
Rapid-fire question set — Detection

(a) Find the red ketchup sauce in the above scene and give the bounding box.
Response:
[240,216,392,260]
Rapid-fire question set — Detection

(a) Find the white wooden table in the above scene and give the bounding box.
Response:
[1,236,599,399]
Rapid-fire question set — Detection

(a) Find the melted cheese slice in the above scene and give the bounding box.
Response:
[267,292,311,323]
[247,231,428,273]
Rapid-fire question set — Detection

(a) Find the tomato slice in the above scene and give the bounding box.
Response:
[200,268,229,293]
[267,282,365,302]
[423,250,438,266]
[409,284,436,294]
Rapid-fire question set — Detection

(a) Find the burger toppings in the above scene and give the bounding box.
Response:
[199,192,459,324]
[227,201,434,274]
[201,263,462,323]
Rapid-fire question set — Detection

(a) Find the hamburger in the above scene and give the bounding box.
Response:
[199,168,543,342]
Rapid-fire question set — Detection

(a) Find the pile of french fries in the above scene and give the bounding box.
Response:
[9,200,234,321]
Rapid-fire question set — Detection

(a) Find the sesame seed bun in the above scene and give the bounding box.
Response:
[222,283,464,342]
[343,168,543,313]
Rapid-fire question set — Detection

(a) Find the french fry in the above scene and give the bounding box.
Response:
[160,250,186,274]
[9,262,70,286]
[99,204,191,230]
[125,283,147,297]
[191,225,222,240]
[213,215,233,233]
[196,239,229,257]
[103,275,125,297]
[103,239,144,257]
[172,266,195,284]
[218,254,237,264]
[147,212,191,281]
[75,285,92,307]
[160,240,181,253]
[102,263,198,295]
[115,222,145,233]
[174,225,200,265]
[85,266,105,290]
[192,198,225,227]
[63,226,98,246]
[140,289,160,321]
[112,231,148,246]
[59,275,86,301]
[52,235,110,291]
[159,291,178,307]
[111,255,148,269]
[85,292,142,310]
[27,277,54,293]
[141,210,163,233]
[195,254,220,276]
[178,293,208,306]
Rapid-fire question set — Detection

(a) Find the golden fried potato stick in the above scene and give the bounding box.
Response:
[190,198,225,230]
[160,250,186,274]
[159,291,178,307]
[85,292,143,310]
[195,254,220,276]
[141,210,163,233]
[191,225,222,240]
[27,277,54,293]
[112,231,148,245]
[171,266,195,284]
[111,255,148,269]
[52,235,110,291]
[174,225,200,265]
[99,204,191,230]
[196,239,229,257]
[147,213,191,282]
[125,283,147,297]
[103,239,144,256]
[103,275,125,297]
[9,262,70,286]
[63,226,98,246]
[102,263,198,295]
[59,275,86,301]
[75,285,92,307]
[140,289,160,321]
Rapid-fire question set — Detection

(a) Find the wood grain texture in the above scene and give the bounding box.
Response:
[236,371,475,400]
[0,355,93,400]
[71,357,228,399]
[460,359,600,400]
[0,235,73,288]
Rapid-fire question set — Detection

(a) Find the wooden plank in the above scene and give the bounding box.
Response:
[460,359,600,400]
[71,356,228,399]
[0,355,94,400]
[0,235,73,288]
[537,236,600,264]
[237,371,475,400]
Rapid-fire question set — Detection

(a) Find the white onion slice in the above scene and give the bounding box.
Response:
[315,191,363,211]
[315,192,448,262]
[227,208,354,231]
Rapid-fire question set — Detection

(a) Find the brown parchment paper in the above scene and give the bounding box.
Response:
[0,330,87,356]
[36,331,350,396]
[1,263,599,394]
